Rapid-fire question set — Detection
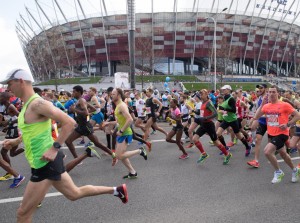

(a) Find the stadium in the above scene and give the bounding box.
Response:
[17,0,300,82]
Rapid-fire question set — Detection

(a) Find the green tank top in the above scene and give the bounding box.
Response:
[217,106,223,121]
[114,102,132,136]
[18,94,54,169]
[220,96,237,122]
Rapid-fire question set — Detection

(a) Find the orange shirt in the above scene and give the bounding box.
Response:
[261,101,294,136]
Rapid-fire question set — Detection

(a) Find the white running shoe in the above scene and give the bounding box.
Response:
[292,167,300,183]
[271,170,284,184]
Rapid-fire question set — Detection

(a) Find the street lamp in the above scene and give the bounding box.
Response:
[206,8,227,91]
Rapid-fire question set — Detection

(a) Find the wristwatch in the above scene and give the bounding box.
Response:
[53,142,61,150]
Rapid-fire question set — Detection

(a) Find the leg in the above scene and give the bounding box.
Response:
[65,154,88,173]
[87,134,112,155]
[17,180,52,223]
[264,143,280,170]
[152,122,167,136]
[0,158,19,177]
[166,130,177,143]
[115,141,138,174]
[176,130,187,155]
[65,131,82,158]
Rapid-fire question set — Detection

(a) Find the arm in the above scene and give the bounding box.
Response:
[225,97,236,113]
[72,99,89,116]
[287,110,300,127]
[252,105,264,121]
[153,98,163,113]
[205,101,217,120]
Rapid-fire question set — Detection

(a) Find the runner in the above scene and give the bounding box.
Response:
[166,98,189,159]
[1,69,128,223]
[192,89,232,165]
[252,85,300,183]
[111,88,147,179]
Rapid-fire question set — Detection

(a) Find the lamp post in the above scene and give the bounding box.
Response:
[128,0,135,89]
[206,8,227,91]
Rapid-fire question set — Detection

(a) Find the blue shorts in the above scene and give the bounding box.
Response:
[91,112,104,124]
[117,135,133,144]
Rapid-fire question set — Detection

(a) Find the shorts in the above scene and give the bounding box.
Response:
[172,124,183,132]
[75,122,94,136]
[138,116,145,121]
[91,112,104,125]
[295,126,300,137]
[256,123,267,136]
[116,135,133,144]
[195,121,218,141]
[268,134,289,150]
[147,114,156,123]
[5,126,19,139]
[220,120,240,134]
[30,150,66,182]
[194,118,202,125]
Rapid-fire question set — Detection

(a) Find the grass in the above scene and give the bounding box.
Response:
[183,82,271,91]
[135,75,199,83]
[35,77,102,85]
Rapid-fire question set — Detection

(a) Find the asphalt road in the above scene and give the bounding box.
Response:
[1,124,300,223]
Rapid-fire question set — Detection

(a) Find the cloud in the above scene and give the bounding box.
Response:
[0,17,30,79]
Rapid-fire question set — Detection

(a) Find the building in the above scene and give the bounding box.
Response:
[17,0,300,81]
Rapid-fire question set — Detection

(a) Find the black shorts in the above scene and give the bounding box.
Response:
[268,134,289,150]
[256,123,267,136]
[194,118,202,125]
[195,121,217,141]
[294,126,300,137]
[147,114,156,123]
[220,120,240,133]
[30,150,66,182]
[5,126,19,139]
[172,124,183,132]
[75,122,94,136]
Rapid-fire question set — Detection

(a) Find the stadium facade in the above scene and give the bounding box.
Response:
[16,0,300,81]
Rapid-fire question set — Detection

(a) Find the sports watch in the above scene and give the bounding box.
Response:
[53,142,61,150]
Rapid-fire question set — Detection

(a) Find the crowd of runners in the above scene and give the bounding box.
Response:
[1,69,300,222]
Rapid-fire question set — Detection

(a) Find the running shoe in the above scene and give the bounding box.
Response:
[179,154,189,159]
[85,141,94,147]
[247,160,260,168]
[219,146,230,155]
[85,147,101,159]
[115,184,128,204]
[245,146,251,157]
[9,175,25,188]
[145,141,152,152]
[233,138,238,145]
[290,148,298,154]
[271,170,284,184]
[226,141,234,147]
[150,130,157,135]
[185,143,194,148]
[251,142,256,148]
[77,139,85,145]
[223,153,232,165]
[123,172,138,179]
[292,168,300,183]
[139,146,147,160]
[0,173,14,181]
[197,153,209,164]
[209,140,214,145]
[111,153,118,166]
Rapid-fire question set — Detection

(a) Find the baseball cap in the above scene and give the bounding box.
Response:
[221,85,232,90]
[0,69,34,84]
[256,84,267,88]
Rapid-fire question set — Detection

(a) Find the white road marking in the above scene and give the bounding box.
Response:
[277,156,300,163]
[0,192,62,204]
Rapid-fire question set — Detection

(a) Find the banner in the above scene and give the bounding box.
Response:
[114,72,130,89]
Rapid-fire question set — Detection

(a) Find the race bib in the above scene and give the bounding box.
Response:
[146,107,151,114]
[222,111,228,117]
[200,110,204,117]
[266,114,279,126]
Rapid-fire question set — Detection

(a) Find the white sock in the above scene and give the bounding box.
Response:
[113,187,118,196]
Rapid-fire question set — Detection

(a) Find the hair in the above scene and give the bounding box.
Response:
[73,85,83,95]
[33,87,42,95]
[45,92,54,99]
[2,92,11,100]
[181,95,187,100]
[147,88,154,94]
[89,87,97,93]
[269,85,279,92]
[171,98,179,108]
[107,87,114,93]
[66,92,72,97]
[116,88,125,101]
[54,94,59,99]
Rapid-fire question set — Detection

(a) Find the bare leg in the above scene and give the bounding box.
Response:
[65,131,82,158]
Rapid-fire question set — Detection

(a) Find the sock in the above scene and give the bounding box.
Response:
[217,144,228,156]
[240,137,250,149]
[218,135,227,147]
[113,187,118,196]
[195,141,205,154]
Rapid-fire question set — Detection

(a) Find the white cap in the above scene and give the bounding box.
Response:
[221,85,232,90]
[0,69,34,84]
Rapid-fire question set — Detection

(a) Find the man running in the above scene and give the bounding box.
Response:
[111,88,147,179]
[252,85,300,183]
[1,69,128,223]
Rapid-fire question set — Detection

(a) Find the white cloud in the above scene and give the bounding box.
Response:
[0,17,30,80]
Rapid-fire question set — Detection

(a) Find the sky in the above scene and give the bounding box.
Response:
[1,0,299,80]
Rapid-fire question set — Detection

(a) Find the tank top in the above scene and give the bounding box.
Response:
[180,103,190,119]
[220,96,237,122]
[194,102,202,119]
[145,97,156,115]
[18,94,53,169]
[114,103,132,136]
[200,100,213,122]
[236,98,244,119]
[75,101,88,126]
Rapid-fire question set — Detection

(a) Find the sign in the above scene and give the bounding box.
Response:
[114,72,130,89]
[256,0,296,16]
